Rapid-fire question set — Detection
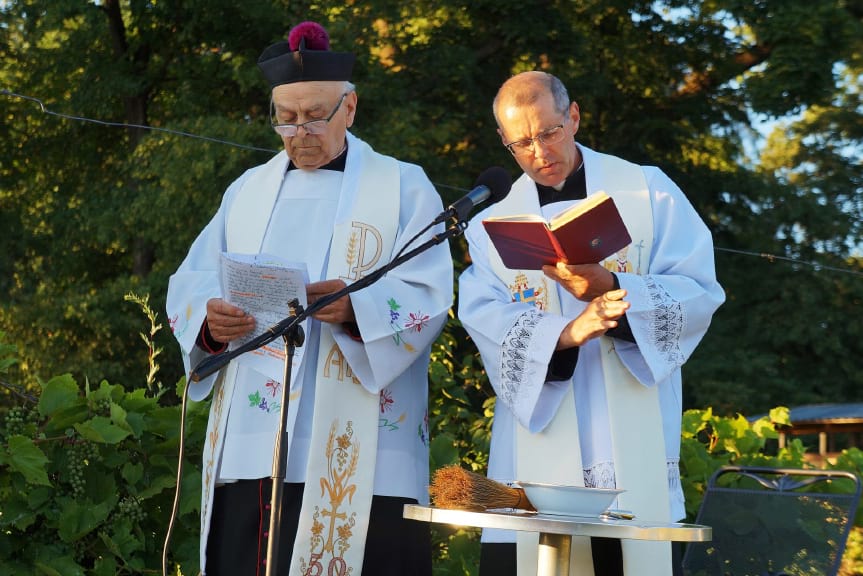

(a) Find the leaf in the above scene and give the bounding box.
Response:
[430,432,460,470]
[74,417,132,444]
[34,557,86,576]
[5,435,51,486]
[38,374,80,418]
[58,497,115,542]
[99,518,143,559]
[121,461,144,486]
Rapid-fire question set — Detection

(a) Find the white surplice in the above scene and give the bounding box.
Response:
[458,144,725,545]
[167,132,453,573]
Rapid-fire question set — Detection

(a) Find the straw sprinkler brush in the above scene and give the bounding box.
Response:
[429,465,536,512]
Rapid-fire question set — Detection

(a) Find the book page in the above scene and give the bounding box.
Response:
[482,213,548,223]
[549,191,610,230]
[219,252,310,382]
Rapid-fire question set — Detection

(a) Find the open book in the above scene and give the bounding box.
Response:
[482,192,632,270]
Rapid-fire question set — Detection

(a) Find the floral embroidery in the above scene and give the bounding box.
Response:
[265,379,281,397]
[379,413,405,431]
[386,297,416,352]
[248,390,280,414]
[299,420,360,575]
[378,389,403,430]
[404,311,430,332]
[170,304,193,339]
[379,389,394,413]
[418,409,429,447]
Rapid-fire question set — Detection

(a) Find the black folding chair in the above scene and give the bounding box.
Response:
[682,465,861,576]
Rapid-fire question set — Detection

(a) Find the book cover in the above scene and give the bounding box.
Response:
[482,192,632,270]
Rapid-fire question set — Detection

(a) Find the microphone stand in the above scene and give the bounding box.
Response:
[266,299,304,576]
[190,218,468,576]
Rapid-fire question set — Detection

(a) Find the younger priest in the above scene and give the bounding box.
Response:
[459,70,725,576]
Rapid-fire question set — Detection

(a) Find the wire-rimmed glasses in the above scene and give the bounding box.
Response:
[270,92,350,137]
[504,123,566,156]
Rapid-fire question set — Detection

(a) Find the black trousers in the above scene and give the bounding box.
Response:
[206,479,432,576]
[479,540,684,576]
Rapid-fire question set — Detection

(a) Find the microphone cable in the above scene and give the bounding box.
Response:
[162,377,192,576]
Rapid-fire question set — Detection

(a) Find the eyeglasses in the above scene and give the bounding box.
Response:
[504,124,566,156]
[270,92,349,137]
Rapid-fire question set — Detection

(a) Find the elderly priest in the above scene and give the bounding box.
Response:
[167,21,453,576]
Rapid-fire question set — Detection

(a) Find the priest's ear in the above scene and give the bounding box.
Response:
[567,101,581,136]
[344,91,358,128]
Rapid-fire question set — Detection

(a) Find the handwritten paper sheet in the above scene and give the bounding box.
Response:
[220,252,310,382]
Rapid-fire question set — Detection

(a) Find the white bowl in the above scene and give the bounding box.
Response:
[518,482,624,517]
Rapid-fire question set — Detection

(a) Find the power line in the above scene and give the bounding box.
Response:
[2,89,277,154]
[715,247,863,277]
[4,89,862,277]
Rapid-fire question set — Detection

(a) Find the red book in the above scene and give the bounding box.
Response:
[482,192,632,270]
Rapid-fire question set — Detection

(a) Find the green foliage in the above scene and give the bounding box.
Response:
[427,313,493,574]
[0,365,207,575]
[680,406,806,520]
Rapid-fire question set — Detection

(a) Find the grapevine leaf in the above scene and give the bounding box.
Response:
[74,417,131,444]
[34,556,86,576]
[92,556,118,576]
[6,435,51,486]
[99,518,142,558]
[0,498,37,530]
[38,374,80,418]
[58,497,115,542]
[122,462,144,486]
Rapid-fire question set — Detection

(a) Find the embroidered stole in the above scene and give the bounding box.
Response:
[213,139,400,575]
[489,151,672,575]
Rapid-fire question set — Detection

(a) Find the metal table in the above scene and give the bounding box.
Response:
[403,504,711,576]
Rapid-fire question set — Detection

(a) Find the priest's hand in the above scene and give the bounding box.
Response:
[307,279,356,324]
[556,289,630,349]
[543,262,616,302]
[205,298,256,343]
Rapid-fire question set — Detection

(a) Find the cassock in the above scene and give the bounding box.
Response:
[458,144,725,544]
[167,131,453,573]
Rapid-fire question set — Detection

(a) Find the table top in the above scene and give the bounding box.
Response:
[404,505,711,543]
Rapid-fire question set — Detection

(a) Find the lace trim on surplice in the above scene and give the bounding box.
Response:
[644,276,685,366]
[584,458,681,492]
[498,308,543,407]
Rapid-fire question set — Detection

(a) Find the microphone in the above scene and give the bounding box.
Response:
[434,166,512,224]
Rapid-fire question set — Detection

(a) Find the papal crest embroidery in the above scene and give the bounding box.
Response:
[602,240,646,274]
[300,420,360,576]
[510,272,548,310]
[341,221,384,282]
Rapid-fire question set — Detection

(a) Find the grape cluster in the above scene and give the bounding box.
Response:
[116,496,146,525]
[90,397,112,417]
[4,405,39,436]
[4,406,28,436]
[66,439,101,498]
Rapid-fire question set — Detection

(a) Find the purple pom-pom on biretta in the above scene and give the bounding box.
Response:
[288,21,330,51]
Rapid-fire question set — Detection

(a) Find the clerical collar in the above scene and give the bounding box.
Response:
[536,162,586,206]
[286,142,348,172]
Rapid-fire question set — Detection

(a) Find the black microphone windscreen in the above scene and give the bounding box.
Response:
[473,166,512,203]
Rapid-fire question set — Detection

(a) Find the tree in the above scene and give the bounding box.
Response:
[1,0,862,423]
